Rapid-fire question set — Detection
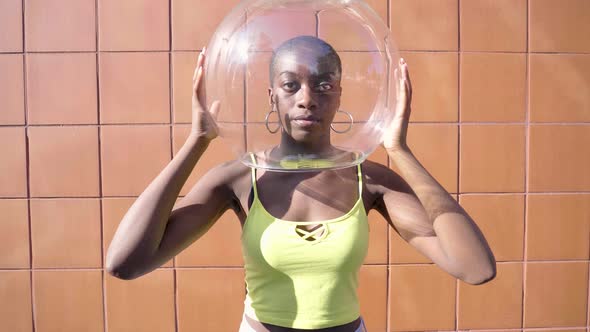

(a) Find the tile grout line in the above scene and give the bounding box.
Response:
[94,0,108,331]
[0,51,25,55]
[20,50,172,54]
[386,0,392,329]
[243,11,248,157]
[315,10,319,38]
[8,192,590,199]
[2,266,244,271]
[386,261,392,332]
[587,255,590,330]
[22,0,36,329]
[475,328,587,332]
[522,0,530,329]
[168,1,180,331]
[460,192,590,196]
[7,121,590,128]
[456,8,462,332]
[384,48,391,330]
[9,49,590,56]
[243,10,250,302]
[514,328,590,332]
[2,259,589,272]
[21,0,26,53]
[585,0,590,298]
[175,270,180,332]
[8,190,590,201]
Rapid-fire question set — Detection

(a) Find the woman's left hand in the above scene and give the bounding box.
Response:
[383,58,412,153]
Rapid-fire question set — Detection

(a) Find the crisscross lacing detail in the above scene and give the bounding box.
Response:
[295,224,327,241]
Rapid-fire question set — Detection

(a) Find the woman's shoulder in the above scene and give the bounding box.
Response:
[361,159,411,194]
[206,159,252,184]
[188,159,253,208]
[361,159,396,179]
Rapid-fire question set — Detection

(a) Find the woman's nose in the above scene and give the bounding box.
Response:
[296,85,317,110]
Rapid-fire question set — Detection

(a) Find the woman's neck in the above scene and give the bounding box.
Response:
[278,133,334,157]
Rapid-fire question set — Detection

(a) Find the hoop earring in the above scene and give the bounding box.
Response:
[265,106,280,134]
[330,110,354,134]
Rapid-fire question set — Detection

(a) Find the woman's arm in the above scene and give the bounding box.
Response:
[106,49,227,280]
[379,59,496,285]
[105,136,233,280]
[384,149,496,285]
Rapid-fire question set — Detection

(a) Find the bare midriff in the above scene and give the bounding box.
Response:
[244,315,362,332]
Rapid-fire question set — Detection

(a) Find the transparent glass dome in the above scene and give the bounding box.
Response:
[204,0,400,171]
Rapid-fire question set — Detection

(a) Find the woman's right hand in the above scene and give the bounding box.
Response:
[191,48,221,141]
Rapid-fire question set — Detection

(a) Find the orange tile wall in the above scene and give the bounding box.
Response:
[1,0,589,331]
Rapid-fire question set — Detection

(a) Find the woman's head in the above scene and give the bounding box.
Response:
[268,36,342,148]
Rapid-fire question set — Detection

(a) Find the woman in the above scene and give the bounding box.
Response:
[106,36,496,332]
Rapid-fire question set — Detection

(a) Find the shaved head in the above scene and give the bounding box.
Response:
[269,35,342,86]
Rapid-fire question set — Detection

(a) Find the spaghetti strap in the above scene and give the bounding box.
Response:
[249,153,259,198]
[357,163,363,197]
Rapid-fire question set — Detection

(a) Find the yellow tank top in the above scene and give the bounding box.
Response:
[241,163,370,329]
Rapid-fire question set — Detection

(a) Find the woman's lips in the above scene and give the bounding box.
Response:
[292,115,320,127]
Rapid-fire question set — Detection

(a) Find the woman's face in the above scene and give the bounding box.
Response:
[269,47,342,143]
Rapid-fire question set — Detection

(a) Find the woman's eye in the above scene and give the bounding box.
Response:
[317,82,333,92]
[282,82,298,91]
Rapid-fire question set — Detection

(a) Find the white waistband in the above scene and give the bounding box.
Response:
[238,310,368,332]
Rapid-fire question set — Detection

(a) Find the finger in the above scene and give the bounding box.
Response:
[402,61,412,89]
[193,68,207,112]
[399,61,412,100]
[398,58,406,90]
[193,51,205,81]
[400,59,407,80]
[398,69,406,100]
[404,82,412,108]
[197,52,209,101]
[197,66,206,104]
[402,66,412,102]
[194,66,203,95]
[394,68,399,94]
[197,50,205,68]
[209,100,221,120]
